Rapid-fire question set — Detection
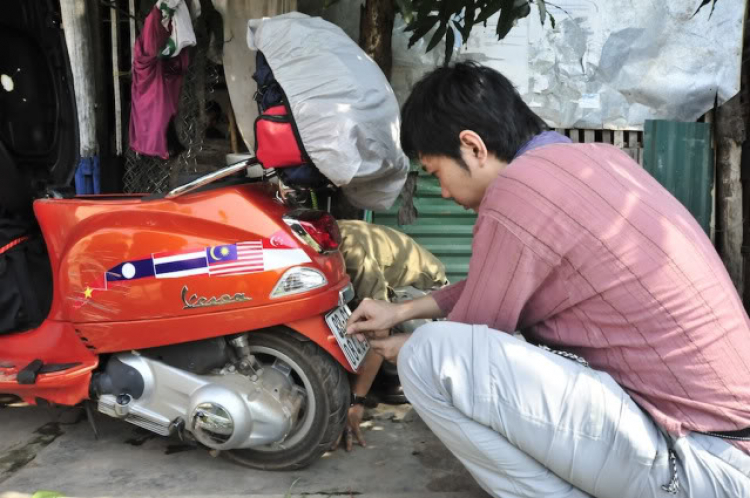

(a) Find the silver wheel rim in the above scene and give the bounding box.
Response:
[246,345,317,451]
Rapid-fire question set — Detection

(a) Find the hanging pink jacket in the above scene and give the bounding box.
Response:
[129,7,190,159]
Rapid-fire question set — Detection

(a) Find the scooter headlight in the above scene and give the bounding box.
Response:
[270,267,327,298]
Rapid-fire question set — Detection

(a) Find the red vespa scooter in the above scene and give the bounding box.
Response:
[0,159,368,470]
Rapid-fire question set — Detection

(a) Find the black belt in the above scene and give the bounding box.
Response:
[700,427,750,441]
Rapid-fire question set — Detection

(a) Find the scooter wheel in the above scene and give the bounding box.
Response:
[225,328,349,470]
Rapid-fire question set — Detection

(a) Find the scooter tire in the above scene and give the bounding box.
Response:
[225,329,350,470]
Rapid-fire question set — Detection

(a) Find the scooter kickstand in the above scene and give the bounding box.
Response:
[84,400,100,440]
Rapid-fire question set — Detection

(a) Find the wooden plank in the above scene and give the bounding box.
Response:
[584,130,595,143]
[129,0,136,53]
[628,131,638,149]
[602,130,612,144]
[614,130,625,149]
[110,4,122,155]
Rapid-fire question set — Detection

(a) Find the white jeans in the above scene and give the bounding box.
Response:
[397,322,750,498]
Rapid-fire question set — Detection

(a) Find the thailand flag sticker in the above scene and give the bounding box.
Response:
[152,249,208,278]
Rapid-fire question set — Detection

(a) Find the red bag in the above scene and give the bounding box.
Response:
[254,105,306,169]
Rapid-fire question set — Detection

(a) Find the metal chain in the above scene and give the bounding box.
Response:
[537,344,590,368]
[661,450,680,494]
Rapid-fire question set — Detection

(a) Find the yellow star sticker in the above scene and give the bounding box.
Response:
[84,287,93,299]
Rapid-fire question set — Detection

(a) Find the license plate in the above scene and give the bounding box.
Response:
[325,305,369,371]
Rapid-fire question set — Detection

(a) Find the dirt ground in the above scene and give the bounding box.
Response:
[0,401,489,498]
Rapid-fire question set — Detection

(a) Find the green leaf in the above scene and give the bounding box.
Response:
[396,0,415,24]
[444,25,456,64]
[452,19,467,41]
[416,0,434,20]
[495,0,516,40]
[476,0,504,24]
[408,15,440,47]
[693,0,719,19]
[464,0,475,38]
[537,0,547,25]
[426,21,448,52]
[495,0,531,40]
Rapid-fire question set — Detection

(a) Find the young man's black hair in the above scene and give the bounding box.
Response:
[400,61,548,167]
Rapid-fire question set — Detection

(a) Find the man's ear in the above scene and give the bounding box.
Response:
[459,130,488,165]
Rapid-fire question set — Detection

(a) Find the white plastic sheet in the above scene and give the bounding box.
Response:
[247,13,408,211]
[390,0,745,130]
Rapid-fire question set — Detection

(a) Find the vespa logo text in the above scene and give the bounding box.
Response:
[181,285,251,309]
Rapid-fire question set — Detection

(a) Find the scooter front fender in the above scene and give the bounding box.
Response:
[283,313,356,374]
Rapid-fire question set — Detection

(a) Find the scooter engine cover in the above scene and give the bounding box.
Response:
[188,384,252,449]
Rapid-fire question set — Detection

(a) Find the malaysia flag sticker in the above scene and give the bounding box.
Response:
[207,241,264,276]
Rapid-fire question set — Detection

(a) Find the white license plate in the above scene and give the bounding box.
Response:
[325,305,369,371]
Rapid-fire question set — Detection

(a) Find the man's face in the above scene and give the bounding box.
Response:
[420,155,487,211]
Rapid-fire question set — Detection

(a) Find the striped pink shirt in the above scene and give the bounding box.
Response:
[433,143,750,453]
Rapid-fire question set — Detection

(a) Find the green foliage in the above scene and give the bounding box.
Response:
[400,0,550,64]
[328,0,720,66]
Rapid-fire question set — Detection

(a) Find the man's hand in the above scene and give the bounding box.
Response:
[346,299,403,340]
[331,404,367,452]
[370,333,412,364]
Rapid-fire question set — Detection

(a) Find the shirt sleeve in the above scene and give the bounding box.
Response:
[446,213,554,333]
[431,280,467,315]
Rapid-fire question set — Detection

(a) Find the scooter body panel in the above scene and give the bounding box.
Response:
[1,183,353,406]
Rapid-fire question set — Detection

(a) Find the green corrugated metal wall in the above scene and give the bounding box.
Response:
[371,166,477,283]
[642,120,714,234]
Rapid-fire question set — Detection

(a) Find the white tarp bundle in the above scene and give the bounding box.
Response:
[247,13,408,211]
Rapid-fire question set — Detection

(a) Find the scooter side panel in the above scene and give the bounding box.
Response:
[34,185,346,328]
[74,281,347,353]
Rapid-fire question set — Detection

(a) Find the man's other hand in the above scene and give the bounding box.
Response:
[370,333,412,364]
[330,404,367,452]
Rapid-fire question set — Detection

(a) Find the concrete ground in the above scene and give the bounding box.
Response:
[0,402,489,498]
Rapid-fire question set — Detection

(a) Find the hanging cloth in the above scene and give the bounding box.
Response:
[128,3,193,159]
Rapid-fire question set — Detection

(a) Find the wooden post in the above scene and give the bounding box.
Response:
[60,0,98,157]
[614,130,625,149]
[359,0,395,80]
[129,0,136,53]
[111,2,123,155]
[716,94,745,296]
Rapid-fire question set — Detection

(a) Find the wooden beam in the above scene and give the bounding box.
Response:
[614,130,624,149]
[111,2,122,155]
[716,95,745,296]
